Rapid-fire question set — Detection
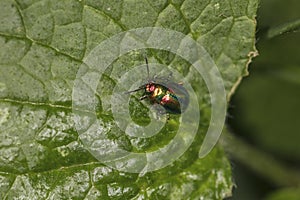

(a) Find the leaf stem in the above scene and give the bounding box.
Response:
[267,18,300,39]
[220,128,300,187]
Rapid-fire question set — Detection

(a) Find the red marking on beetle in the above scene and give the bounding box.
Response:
[149,85,155,92]
[161,94,170,105]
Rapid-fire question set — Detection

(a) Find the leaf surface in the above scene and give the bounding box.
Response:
[0,0,257,199]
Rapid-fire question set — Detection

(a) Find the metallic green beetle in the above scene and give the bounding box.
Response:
[127,57,189,114]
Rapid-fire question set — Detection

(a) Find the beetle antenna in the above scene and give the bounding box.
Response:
[125,86,144,94]
[144,56,150,81]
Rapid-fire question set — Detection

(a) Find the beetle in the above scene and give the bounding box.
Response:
[126,57,189,115]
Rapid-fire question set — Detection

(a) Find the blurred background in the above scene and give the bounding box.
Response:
[225,0,300,199]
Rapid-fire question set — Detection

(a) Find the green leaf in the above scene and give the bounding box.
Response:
[0,0,257,199]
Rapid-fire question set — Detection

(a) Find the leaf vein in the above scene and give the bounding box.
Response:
[84,5,126,31]
[3,175,17,200]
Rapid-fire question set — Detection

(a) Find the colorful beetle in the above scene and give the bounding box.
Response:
[126,57,189,114]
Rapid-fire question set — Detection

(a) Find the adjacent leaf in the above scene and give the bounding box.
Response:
[229,22,300,162]
[267,18,300,38]
[264,188,300,200]
[0,0,258,199]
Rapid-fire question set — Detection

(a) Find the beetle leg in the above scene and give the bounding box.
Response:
[166,113,170,121]
[140,95,148,101]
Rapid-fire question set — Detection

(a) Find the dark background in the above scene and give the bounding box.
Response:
[226,0,300,199]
